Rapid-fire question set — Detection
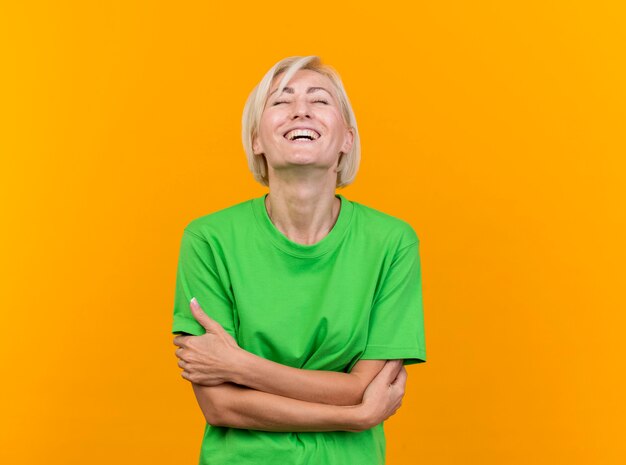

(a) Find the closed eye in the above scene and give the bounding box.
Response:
[272,99,329,106]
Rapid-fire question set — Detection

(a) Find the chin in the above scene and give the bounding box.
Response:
[283,153,322,164]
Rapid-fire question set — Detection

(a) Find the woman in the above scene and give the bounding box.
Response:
[172,55,426,464]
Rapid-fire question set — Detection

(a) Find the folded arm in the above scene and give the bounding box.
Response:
[175,302,388,405]
[231,353,386,406]
[192,381,366,432]
[190,360,407,432]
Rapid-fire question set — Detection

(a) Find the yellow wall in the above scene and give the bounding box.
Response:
[1,1,624,464]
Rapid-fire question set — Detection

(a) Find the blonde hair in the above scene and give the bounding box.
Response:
[241,56,361,188]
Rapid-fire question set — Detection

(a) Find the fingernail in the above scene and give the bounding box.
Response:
[190,297,198,307]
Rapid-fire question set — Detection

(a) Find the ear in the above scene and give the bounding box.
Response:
[341,127,355,154]
[252,133,263,155]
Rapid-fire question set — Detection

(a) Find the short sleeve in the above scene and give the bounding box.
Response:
[360,239,427,366]
[171,228,236,339]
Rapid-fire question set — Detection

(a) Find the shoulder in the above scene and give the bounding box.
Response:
[350,199,419,249]
[183,197,255,241]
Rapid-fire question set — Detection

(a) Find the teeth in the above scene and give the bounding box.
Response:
[285,129,320,141]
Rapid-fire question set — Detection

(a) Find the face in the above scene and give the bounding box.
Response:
[252,69,354,179]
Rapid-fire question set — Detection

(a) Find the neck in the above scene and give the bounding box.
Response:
[265,183,340,245]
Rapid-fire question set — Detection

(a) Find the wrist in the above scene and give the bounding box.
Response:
[343,403,375,432]
[229,347,253,385]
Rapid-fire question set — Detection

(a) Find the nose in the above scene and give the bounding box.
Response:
[290,97,311,119]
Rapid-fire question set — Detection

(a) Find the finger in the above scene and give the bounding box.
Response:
[375,360,403,384]
[178,359,186,369]
[175,347,184,359]
[386,360,403,378]
[392,366,408,387]
[173,335,188,347]
[189,297,220,332]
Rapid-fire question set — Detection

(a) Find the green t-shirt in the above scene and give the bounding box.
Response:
[172,193,427,464]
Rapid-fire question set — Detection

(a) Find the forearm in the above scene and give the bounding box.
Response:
[231,350,364,406]
[193,381,372,432]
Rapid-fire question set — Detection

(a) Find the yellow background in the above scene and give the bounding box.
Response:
[1,1,625,464]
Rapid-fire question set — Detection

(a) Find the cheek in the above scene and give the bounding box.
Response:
[257,122,274,142]
[260,112,286,133]
[322,108,346,126]
[324,118,348,139]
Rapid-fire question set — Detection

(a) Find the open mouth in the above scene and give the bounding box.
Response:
[283,128,321,142]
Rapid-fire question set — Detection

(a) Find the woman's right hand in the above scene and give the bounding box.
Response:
[358,360,407,430]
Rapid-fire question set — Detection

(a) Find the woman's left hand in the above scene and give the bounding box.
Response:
[173,298,242,386]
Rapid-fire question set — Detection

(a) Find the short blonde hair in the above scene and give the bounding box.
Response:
[241,56,361,188]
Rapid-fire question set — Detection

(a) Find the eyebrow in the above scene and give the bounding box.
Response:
[268,86,332,98]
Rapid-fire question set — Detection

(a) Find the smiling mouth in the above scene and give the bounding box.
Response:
[285,137,319,143]
[283,129,321,142]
